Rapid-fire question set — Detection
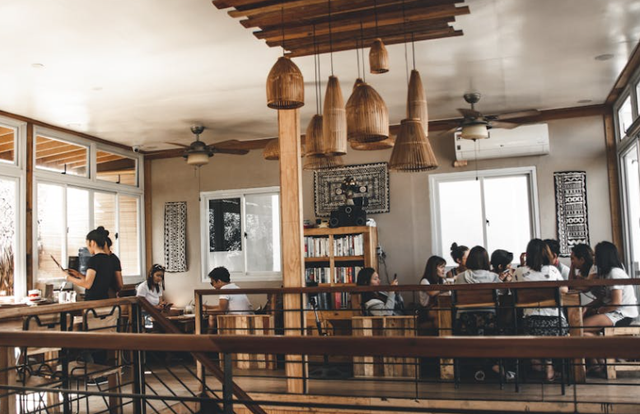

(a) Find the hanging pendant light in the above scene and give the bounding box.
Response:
[304,114,325,157]
[322,75,347,155]
[369,38,389,74]
[303,154,344,170]
[407,69,428,135]
[262,138,280,160]
[346,80,388,143]
[389,118,437,172]
[266,8,304,109]
[350,136,394,150]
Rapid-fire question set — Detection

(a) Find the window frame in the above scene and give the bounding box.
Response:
[33,126,145,285]
[428,166,541,258]
[618,141,640,278]
[200,186,281,283]
[0,115,27,298]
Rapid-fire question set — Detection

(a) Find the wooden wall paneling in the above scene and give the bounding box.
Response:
[604,112,624,253]
[277,108,306,394]
[26,124,34,292]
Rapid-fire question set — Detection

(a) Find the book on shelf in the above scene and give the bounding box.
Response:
[334,266,362,284]
[333,234,364,257]
[304,236,330,258]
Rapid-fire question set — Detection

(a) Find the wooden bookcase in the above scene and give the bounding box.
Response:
[303,225,378,320]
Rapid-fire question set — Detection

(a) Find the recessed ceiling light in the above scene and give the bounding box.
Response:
[594,53,614,61]
[30,63,45,69]
[577,99,592,104]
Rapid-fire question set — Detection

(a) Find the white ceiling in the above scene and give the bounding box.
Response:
[0,0,639,150]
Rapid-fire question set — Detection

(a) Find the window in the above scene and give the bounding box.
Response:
[34,127,144,283]
[621,143,640,278]
[618,95,634,140]
[0,125,16,165]
[201,187,281,281]
[430,167,539,260]
[0,177,18,296]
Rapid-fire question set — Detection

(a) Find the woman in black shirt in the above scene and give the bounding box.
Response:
[66,228,116,301]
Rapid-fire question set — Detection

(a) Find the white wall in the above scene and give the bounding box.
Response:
[151,115,611,306]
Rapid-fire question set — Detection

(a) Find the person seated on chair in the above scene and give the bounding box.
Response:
[419,256,447,307]
[136,264,171,310]
[513,238,569,381]
[356,267,399,316]
[446,243,469,279]
[205,267,253,315]
[568,244,598,307]
[544,239,570,280]
[490,249,514,282]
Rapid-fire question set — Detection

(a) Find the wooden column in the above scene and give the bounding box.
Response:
[277,109,306,394]
[26,124,34,292]
[604,112,624,251]
[144,159,153,271]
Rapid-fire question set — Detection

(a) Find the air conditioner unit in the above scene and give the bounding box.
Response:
[455,123,550,161]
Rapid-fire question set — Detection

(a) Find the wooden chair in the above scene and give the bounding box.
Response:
[512,287,566,394]
[18,313,71,413]
[68,305,123,414]
[450,288,500,388]
[216,315,276,370]
[604,326,640,379]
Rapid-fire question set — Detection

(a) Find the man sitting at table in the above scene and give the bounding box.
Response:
[205,267,254,315]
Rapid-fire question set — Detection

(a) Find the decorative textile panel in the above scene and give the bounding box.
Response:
[314,162,390,217]
[554,171,589,257]
[164,201,188,272]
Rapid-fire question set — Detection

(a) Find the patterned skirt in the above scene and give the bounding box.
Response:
[523,316,569,337]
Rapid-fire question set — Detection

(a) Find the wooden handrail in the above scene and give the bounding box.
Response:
[194,278,640,295]
[138,298,267,414]
[0,331,639,359]
[0,297,137,321]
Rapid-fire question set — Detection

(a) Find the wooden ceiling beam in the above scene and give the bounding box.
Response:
[267,19,452,49]
[37,150,87,164]
[257,10,457,43]
[36,145,85,160]
[96,158,136,173]
[35,138,78,152]
[240,0,460,29]
[288,28,462,57]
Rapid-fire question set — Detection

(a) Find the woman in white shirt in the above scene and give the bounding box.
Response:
[514,239,569,381]
[419,256,447,308]
[136,264,168,308]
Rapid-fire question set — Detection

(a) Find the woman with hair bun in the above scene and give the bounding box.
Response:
[97,226,124,295]
[446,243,469,279]
[65,227,117,301]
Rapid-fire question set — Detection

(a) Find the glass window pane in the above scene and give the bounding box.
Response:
[37,183,65,281]
[118,195,140,276]
[207,198,243,272]
[0,178,16,295]
[245,193,280,272]
[438,180,484,256]
[623,144,640,278]
[36,135,88,177]
[0,125,16,164]
[67,188,90,261]
[94,192,117,238]
[618,95,634,139]
[96,150,137,186]
[483,175,532,257]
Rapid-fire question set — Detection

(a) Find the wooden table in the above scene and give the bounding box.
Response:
[436,292,585,383]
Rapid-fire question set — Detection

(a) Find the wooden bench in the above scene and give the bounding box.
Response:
[352,316,416,377]
[216,315,276,370]
[604,326,640,379]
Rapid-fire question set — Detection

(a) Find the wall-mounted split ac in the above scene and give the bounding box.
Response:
[455,123,550,161]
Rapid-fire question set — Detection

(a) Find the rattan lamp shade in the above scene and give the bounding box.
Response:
[369,38,389,74]
[389,118,438,172]
[263,138,280,160]
[322,76,347,156]
[266,56,305,110]
[303,154,344,170]
[350,136,394,150]
[304,114,325,157]
[407,69,429,135]
[346,81,389,143]
[352,77,364,91]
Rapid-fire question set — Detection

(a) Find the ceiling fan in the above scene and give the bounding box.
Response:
[449,93,541,140]
[169,125,249,167]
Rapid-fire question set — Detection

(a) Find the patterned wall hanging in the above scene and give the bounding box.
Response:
[164,201,188,272]
[314,162,390,217]
[554,171,589,257]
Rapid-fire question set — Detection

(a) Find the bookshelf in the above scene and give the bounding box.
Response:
[303,226,378,313]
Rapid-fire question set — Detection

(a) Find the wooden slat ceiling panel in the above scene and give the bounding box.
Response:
[213,0,467,57]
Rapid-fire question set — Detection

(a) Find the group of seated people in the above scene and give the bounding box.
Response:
[356,238,638,380]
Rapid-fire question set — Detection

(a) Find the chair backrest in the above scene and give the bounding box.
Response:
[452,289,498,309]
[514,287,561,308]
[83,305,121,333]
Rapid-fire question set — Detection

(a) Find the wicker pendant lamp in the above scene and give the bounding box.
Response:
[346,80,388,143]
[322,75,347,155]
[369,39,389,74]
[304,114,325,157]
[350,136,394,150]
[407,69,429,135]
[303,154,344,170]
[389,118,438,172]
[266,56,304,110]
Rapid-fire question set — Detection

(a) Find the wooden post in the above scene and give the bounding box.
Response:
[144,159,153,272]
[277,109,306,394]
[26,124,34,292]
[603,112,624,253]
